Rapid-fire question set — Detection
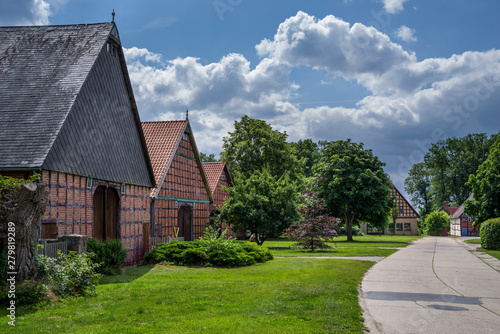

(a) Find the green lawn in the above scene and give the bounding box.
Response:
[3,259,374,333]
[263,235,421,257]
[464,238,481,244]
[483,249,500,261]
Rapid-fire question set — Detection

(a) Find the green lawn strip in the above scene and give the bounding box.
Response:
[3,259,374,334]
[262,235,421,249]
[262,235,420,258]
[270,247,397,257]
[464,238,481,244]
[481,249,500,261]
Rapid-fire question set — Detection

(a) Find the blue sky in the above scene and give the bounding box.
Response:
[1,0,500,201]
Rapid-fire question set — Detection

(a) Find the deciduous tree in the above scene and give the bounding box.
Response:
[217,169,299,245]
[314,139,394,241]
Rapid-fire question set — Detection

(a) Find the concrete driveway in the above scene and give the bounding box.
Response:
[359,237,500,334]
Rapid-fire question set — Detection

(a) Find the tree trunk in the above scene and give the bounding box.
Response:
[1,182,48,282]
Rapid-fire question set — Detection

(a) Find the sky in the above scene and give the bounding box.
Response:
[1,0,500,202]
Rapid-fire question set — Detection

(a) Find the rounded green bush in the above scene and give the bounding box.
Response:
[480,218,500,250]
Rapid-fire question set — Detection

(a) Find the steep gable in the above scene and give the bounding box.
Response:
[391,185,420,218]
[142,120,213,202]
[0,23,113,170]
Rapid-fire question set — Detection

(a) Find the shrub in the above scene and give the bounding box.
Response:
[480,218,500,250]
[338,225,363,236]
[87,239,128,275]
[143,227,273,267]
[0,280,47,306]
[37,251,101,297]
[424,211,449,236]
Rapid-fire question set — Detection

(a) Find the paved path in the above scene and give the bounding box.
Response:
[360,237,500,334]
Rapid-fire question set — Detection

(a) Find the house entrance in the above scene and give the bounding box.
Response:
[178,205,192,241]
[93,186,119,242]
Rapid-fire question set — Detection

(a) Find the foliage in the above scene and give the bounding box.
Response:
[290,139,320,178]
[200,152,218,162]
[314,139,394,241]
[220,115,302,182]
[283,191,339,251]
[87,238,128,275]
[423,211,449,236]
[144,227,273,267]
[37,251,101,297]
[337,225,364,236]
[0,260,374,334]
[408,133,496,211]
[0,173,40,190]
[465,135,500,225]
[479,218,500,250]
[217,168,299,245]
[0,280,47,306]
[404,162,432,219]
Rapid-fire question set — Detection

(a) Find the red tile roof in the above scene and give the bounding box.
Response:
[203,162,226,194]
[141,121,186,185]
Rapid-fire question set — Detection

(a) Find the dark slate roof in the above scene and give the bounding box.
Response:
[0,23,155,187]
[0,23,113,169]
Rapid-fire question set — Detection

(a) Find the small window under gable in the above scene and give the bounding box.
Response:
[182,133,188,141]
[220,174,226,181]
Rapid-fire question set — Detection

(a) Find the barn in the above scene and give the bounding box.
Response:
[0,22,155,265]
[142,119,213,241]
[203,162,234,235]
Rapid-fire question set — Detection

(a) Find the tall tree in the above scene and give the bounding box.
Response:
[465,135,500,225]
[314,139,394,241]
[220,115,302,181]
[289,139,320,178]
[404,162,432,219]
[200,152,218,162]
[217,169,299,245]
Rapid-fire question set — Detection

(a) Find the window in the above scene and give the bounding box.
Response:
[86,177,92,189]
[399,205,404,214]
[220,174,226,180]
[396,223,403,231]
[467,217,472,223]
[404,223,411,231]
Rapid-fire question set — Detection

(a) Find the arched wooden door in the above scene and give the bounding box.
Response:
[93,186,119,242]
[178,205,192,241]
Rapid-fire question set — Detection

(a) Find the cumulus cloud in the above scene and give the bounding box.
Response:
[381,0,409,14]
[395,25,417,42]
[0,0,67,26]
[124,11,500,188]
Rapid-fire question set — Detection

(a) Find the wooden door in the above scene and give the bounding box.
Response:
[93,186,119,242]
[178,206,192,241]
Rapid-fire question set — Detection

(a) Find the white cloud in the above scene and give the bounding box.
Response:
[0,0,68,26]
[124,11,500,188]
[396,25,417,42]
[381,0,409,14]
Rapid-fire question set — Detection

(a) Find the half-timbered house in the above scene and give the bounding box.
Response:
[450,194,478,236]
[203,162,234,235]
[390,185,420,235]
[0,22,155,265]
[142,120,213,241]
[360,185,420,235]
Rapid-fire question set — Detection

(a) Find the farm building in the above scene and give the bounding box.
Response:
[142,119,213,241]
[389,185,420,235]
[203,162,234,235]
[450,194,478,236]
[438,201,458,236]
[0,22,155,265]
[360,185,420,235]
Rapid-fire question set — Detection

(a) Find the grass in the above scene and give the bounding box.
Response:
[464,238,481,244]
[263,235,421,258]
[2,259,374,334]
[483,249,500,261]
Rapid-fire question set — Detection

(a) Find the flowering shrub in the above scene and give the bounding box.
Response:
[37,251,101,297]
